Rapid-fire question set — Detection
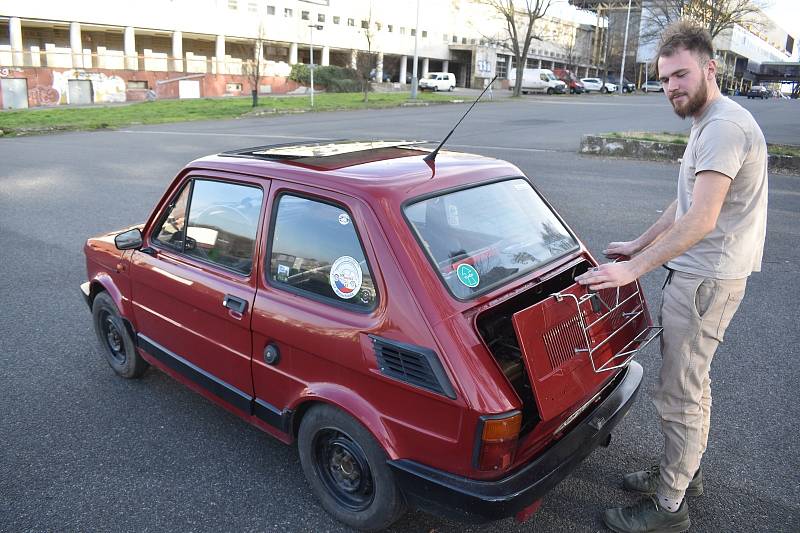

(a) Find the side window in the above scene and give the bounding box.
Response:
[269,194,377,310]
[540,73,548,81]
[153,179,263,275]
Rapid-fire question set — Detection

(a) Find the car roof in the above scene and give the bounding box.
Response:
[187,140,524,202]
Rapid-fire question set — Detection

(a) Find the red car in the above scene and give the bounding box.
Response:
[82,141,657,531]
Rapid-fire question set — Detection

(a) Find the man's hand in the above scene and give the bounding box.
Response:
[603,240,640,259]
[574,261,641,290]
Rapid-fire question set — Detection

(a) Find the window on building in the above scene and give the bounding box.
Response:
[443,34,448,43]
[470,38,476,45]
[248,2,257,13]
[269,195,377,310]
[302,11,310,20]
[228,0,238,9]
[495,58,508,79]
[284,8,293,17]
[333,16,340,24]
[410,28,416,36]
[348,18,355,26]
[361,20,369,29]
[422,30,427,38]
[452,35,458,43]
[226,82,243,92]
[318,13,325,23]
[267,5,275,15]
[375,22,382,31]
[388,25,393,32]
[462,37,467,44]
[400,27,406,35]
[154,180,263,276]
[526,57,536,68]
[127,80,148,89]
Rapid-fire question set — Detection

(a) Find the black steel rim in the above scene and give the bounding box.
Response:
[100,312,127,365]
[312,428,374,511]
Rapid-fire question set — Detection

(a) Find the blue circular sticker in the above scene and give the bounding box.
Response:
[456,263,480,288]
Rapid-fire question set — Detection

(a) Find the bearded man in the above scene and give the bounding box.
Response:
[575,21,768,533]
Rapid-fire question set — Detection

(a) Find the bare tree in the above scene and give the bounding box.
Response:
[241,23,267,107]
[640,0,765,44]
[355,7,378,103]
[476,0,553,97]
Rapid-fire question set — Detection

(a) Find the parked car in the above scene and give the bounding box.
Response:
[606,75,636,93]
[747,85,769,99]
[641,80,663,93]
[553,68,585,94]
[580,77,617,93]
[509,68,567,94]
[419,72,456,91]
[82,140,655,531]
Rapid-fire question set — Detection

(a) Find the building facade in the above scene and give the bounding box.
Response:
[0,0,603,109]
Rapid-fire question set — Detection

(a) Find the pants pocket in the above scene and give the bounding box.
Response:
[693,278,715,318]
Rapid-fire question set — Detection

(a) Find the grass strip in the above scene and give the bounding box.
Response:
[0,92,467,136]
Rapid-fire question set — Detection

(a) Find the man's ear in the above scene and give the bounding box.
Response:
[705,58,717,80]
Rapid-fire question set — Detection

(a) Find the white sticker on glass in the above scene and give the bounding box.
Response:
[330,256,363,299]
[338,213,351,225]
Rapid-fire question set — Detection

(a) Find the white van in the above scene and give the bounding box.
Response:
[419,72,456,91]
[508,68,566,94]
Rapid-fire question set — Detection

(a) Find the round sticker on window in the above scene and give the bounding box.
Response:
[456,263,480,288]
[330,256,363,299]
[338,213,351,225]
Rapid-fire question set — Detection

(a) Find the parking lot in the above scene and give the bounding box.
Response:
[1,94,798,532]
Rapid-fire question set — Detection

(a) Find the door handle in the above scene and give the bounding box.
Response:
[223,294,248,314]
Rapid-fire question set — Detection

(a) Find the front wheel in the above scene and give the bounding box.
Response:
[298,405,405,531]
[92,292,148,378]
[547,87,553,95]
[601,86,608,93]
[448,85,454,91]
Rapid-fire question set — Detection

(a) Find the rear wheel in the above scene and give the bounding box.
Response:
[448,85,454,91]
[92,292,148,378]
[298,405,405,531]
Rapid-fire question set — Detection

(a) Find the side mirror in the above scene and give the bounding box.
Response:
[114,228,143,250]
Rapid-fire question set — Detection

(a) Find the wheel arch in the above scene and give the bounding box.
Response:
[89,276,137,341]
[289,386,399,458]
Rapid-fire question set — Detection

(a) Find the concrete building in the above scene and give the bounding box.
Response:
[0,0,604,109]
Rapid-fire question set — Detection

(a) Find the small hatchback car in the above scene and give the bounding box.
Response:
[82,141,658,531]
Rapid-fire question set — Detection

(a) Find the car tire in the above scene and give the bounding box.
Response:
[547,88,553,95]
[449,85,454,91]
[601,86,608,94]
[92,291,148,379]
[298,404,405,532]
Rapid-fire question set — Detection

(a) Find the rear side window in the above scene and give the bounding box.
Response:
[268,194,377,310]
[153,179,263,275]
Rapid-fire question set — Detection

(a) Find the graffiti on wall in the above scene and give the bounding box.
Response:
[32,70,126,105]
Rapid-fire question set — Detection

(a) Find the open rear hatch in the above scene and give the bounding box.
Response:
[512,278,661,422]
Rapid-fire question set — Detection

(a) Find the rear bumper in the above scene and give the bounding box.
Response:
[388,361,643,523]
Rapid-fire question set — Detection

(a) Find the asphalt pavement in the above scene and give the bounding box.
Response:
[1,93,798,532]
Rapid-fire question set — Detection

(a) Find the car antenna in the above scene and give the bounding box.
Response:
[423,75,498,167]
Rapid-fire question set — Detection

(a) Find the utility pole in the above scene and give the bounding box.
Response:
[618,0,633,94]
[410,0,420,99]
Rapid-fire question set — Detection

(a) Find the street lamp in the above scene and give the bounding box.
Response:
[308,24,323,107]
[618,0,633,94]
[410,0,420,100]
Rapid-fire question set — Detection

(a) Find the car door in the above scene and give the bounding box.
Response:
[249,183,384,428]
[130,172,268,412]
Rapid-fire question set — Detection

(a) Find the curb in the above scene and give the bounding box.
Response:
[579,134,800,174]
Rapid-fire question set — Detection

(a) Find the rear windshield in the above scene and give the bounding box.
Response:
[404,178,579,299]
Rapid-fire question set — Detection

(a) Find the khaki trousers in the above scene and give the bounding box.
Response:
[654,270,747,500]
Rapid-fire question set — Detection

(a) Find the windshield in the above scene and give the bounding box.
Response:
[546,73,557,81]
[404,179,579,299]
[423,73,437,79]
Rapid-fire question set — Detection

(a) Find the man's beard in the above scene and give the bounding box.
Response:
[669,77,708,119]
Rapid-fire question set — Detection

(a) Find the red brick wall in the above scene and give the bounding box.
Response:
[0,67,301,108]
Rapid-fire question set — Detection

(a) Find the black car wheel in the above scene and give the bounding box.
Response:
[601,86,608,94]
[547,87,553,95]
[298,405,405,531]
[92,292,148,378]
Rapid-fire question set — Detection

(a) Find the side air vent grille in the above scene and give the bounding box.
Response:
[369,335,456,399]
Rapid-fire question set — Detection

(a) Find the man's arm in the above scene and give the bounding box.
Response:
[576,171,731,290]
[604,200,677,258]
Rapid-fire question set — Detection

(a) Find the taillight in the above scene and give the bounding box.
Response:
[475,411,522,472]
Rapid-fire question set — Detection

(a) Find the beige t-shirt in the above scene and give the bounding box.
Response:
[667,96,768,279]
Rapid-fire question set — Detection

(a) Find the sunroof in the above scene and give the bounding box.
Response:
[223,140,425,160]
